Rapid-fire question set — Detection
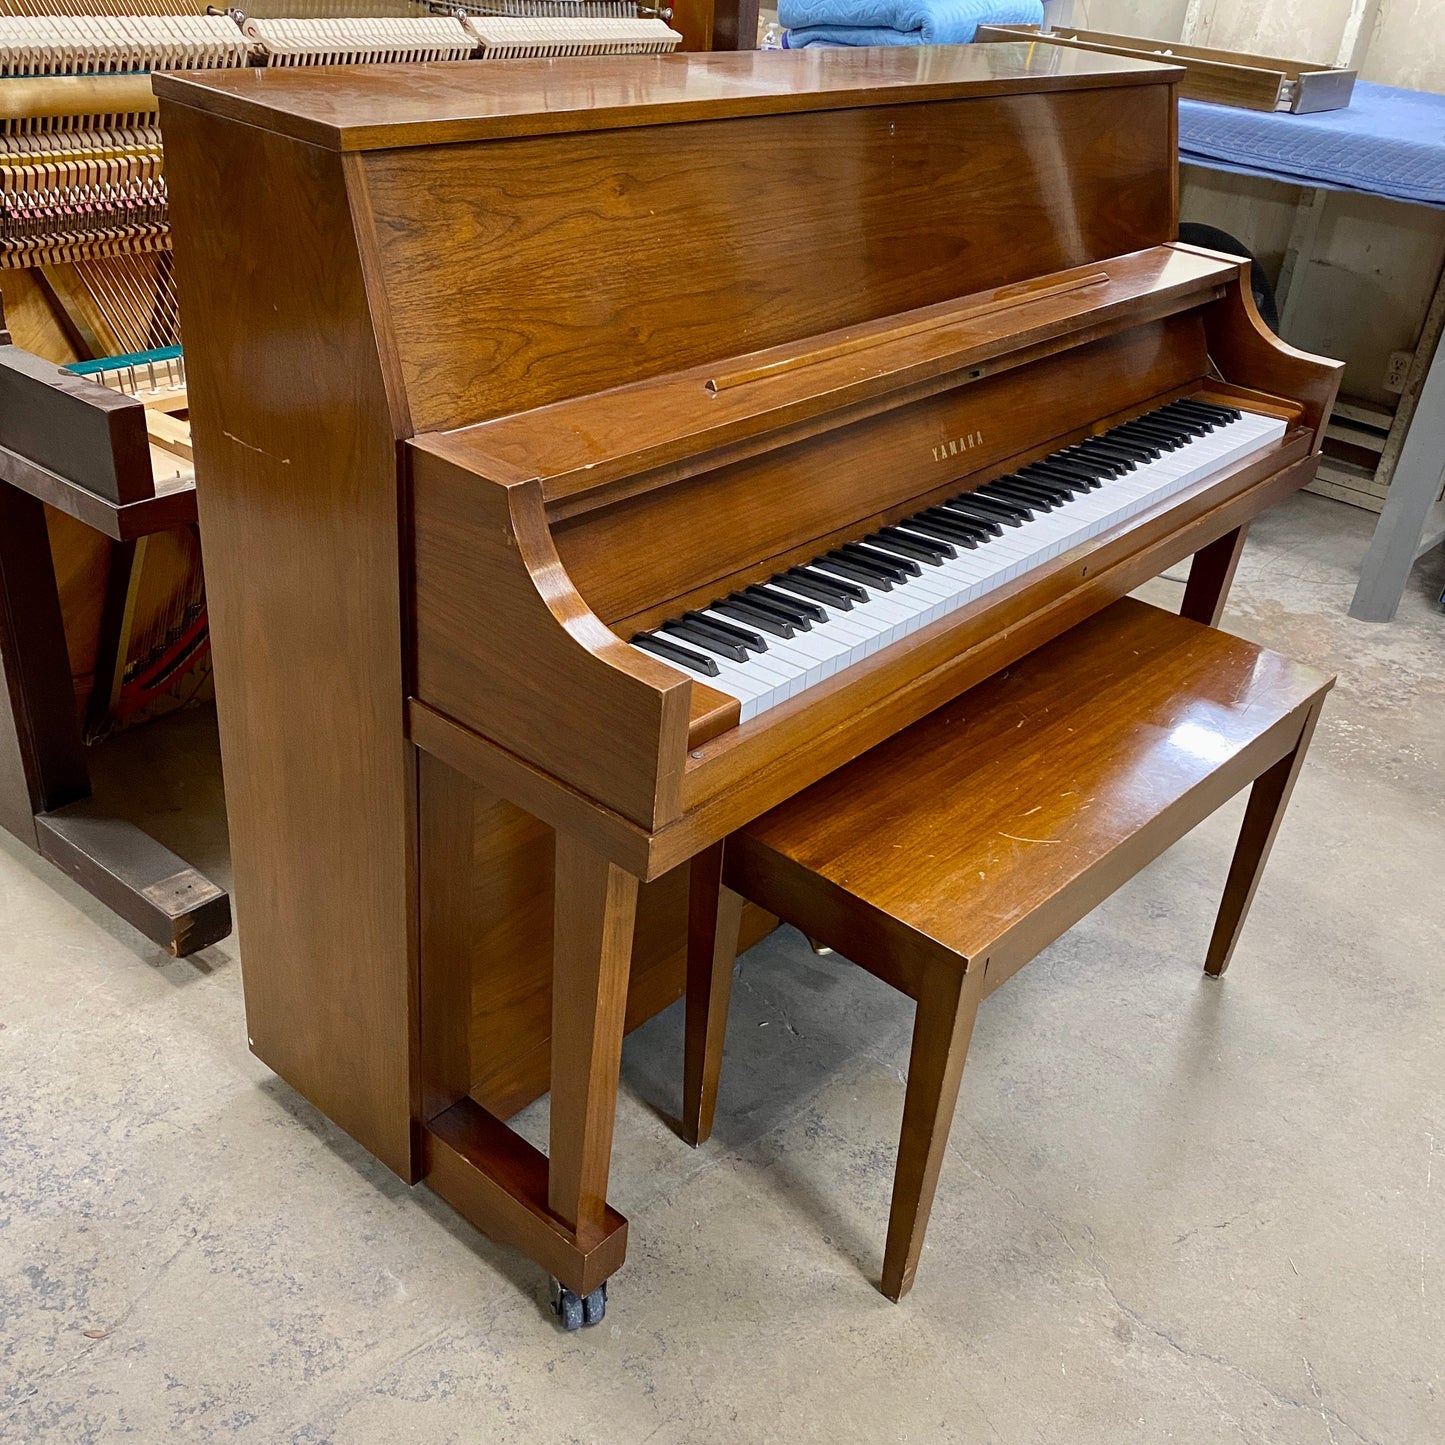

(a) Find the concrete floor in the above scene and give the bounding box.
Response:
[2,492,1443,1444]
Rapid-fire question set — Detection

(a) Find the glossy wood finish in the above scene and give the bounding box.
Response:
[689,599,1333,1298]
[882,959,985,1302]
[367,89,1173,433]
[1182,524,1250,626]
[1206,696,1326,977]
[154,46,1180,153]
[163,104,419,1179]
[161,50,1342,1303]
[681,843,742,1148]
[548,835,640,1241]
[425,247,1226,511]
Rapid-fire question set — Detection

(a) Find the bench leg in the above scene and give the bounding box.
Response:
[1205,698,1325,978]
[683,842,744,1147]
[882,960,985,1302]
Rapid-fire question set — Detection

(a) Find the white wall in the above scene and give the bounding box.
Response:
[1052,0,1445,88]
[1049,0,1445,406]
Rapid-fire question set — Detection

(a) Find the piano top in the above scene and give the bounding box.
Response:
[151,44,1184,153]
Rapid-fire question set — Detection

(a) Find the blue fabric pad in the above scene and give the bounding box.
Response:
[1179,81,1445,209]
[782,0,1041,48]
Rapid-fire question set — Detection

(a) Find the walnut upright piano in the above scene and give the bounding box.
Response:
[156,47,1341,1318]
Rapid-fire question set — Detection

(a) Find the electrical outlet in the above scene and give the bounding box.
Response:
[1384,351,1412,394]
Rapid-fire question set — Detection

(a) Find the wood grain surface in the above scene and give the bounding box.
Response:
[154,46,1181,153]
[162,101,420,1180]
[369,85,1174,433]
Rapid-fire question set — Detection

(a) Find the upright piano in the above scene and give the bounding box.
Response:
[157,46,1342,1311]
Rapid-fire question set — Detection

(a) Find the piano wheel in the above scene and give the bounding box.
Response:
[549,1278,607,1331]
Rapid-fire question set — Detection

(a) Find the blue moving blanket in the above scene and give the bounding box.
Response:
[782,0,1042,48]
[1180,82,1445,210]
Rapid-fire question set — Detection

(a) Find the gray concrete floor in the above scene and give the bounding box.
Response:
[2,492,1443,1444]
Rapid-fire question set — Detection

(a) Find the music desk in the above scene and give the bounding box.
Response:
[1179,82,1445,621]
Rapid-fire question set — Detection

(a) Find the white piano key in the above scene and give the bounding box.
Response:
[647,407,1288,724]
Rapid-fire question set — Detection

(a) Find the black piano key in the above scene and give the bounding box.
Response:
[779,568,861,608]
[900,514,983,549]
[1072,439,1139,470]
[1098,431,1160,461]
[1177,398,1241,422]
[998,473,1071,505]
[844,542,920,577]
[1160,400,1220,429]
[940,496,1014,530]
[817,553,896,590]
[913,514,994,546]
[957,489,1034,521]
[1115,420,1185,450]
[1153,406,1212,437]
[1137,413,1201,440]
[684,609,766,653]
[869,528,953,562]
[1060,445,1127,478]
[713,597,796,638]
[661,618,751,662]
[830,546,907,584]
[1025,458,1102,489]
[631,631,720,677]
[744,584,823,625]
[980,481,1048,513]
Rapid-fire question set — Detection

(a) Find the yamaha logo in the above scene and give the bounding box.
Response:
[931,430,985,463]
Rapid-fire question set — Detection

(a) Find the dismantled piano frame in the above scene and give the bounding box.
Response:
[158,47,1342,1305]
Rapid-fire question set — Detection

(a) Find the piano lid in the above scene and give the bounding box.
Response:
[150,44,1185,153]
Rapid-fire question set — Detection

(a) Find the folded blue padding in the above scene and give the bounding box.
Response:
[782,0,1042,47]
[1180,83,1445,210]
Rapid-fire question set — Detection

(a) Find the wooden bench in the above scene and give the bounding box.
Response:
[682,597,1333,1301]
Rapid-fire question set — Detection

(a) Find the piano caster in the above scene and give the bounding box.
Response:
[549,1278,607,1331]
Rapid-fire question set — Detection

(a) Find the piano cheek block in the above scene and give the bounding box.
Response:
[156,46,1342,1316]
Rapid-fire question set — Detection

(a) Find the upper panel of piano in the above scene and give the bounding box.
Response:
[158,44,1182,440]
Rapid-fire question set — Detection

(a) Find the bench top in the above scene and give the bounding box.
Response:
[733,598,1332,973]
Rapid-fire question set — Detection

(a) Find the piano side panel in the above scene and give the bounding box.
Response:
[553,315,1208,626]
[418,760,770,1120]
[162,102,420,1180]
[362,83,1177,433]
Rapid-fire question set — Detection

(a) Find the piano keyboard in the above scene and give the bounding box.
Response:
[630,399,1288,722]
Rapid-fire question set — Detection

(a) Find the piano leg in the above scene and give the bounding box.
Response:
[1181,524,1250,627]
[549,832,641,1245]
[683,841,744,1148]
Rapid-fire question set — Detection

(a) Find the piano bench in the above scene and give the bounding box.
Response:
[682,596,1333,1302]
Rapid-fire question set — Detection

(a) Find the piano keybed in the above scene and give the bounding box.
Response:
[630,400,1288,722]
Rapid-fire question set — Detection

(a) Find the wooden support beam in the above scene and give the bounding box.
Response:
[35,798,231,958]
